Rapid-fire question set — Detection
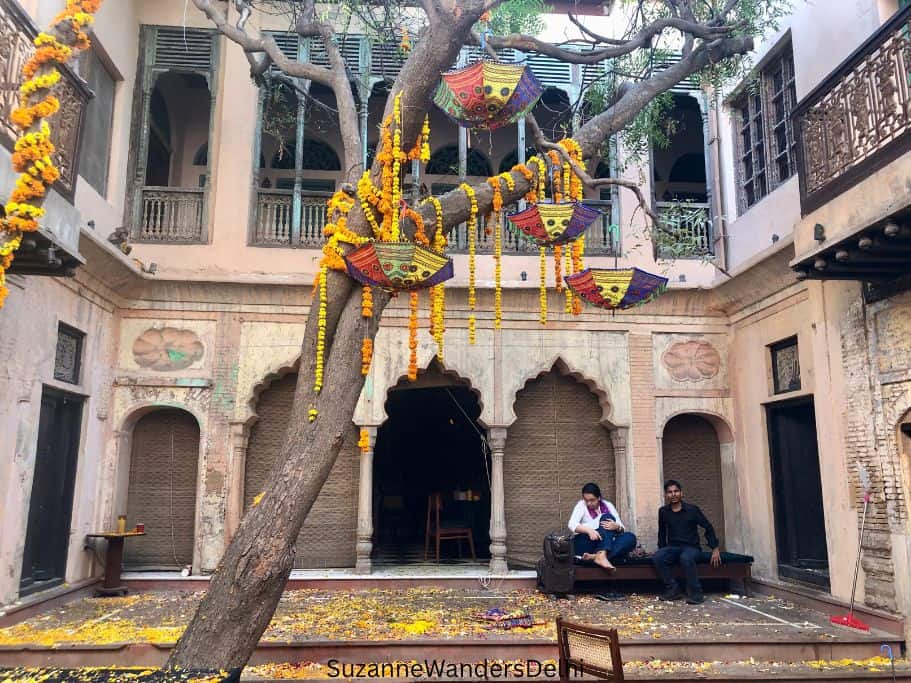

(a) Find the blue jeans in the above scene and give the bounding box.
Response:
[573,528,637,562]
[653,545,702,596]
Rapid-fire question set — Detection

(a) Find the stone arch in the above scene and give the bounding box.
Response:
[426,144,492,177]
[503,362,617,567]
[505,356,615,428]
[120,406,202,570]
[661,413,728,549]
[243,369,359,568]
[659,408,734,444]
[379,357,487,427]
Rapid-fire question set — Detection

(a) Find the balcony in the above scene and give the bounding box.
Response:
[0,0,89,275]
[137,187,206,243]
[252,190,331,247]
[793,4,911,215]
[655,202,713,259]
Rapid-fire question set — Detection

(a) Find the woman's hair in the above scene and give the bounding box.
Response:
[581,482,601,499]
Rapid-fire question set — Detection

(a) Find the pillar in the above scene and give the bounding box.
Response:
[225,421,250,545]
[355,426,377,574]
[488,426,508,574]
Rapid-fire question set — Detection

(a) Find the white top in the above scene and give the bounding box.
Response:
[567,499,626,534]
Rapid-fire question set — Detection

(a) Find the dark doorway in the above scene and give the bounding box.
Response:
[766,398,830,589]
[373,377,490,565]
[20,388,84,595]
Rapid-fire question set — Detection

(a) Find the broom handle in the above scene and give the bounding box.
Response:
[848,497,868,618]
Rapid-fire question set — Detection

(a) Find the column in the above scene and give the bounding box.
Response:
[225,421,250,544]
[355,426,378,574]
[488,426,508,574]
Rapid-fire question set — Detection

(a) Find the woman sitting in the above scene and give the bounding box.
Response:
[567,482,638,571]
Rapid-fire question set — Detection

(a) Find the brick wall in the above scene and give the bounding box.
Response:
[662,414,726,549]
[839,294,911,610]
[245,373,359,569]
[629,333,661,544]
[124,409,199,569]
[503,371,615,567]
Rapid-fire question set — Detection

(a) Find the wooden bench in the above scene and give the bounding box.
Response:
[572,551,754,595]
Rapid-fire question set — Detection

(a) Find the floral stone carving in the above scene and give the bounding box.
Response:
[132,327,205,371]
[662,340,721,382]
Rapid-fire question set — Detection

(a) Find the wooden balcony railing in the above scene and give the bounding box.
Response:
[656,201,713,259]
[0,0,89,203]
[449,200,620,256]
[793,3,911,214]
[136,187,206,242]
[252,190,331,247]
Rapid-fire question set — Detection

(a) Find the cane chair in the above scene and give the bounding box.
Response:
[556,617,624,681]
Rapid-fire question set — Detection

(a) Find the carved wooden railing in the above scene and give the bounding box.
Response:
[252,190,332,247]
[137,187,206,242]
[794,3,911,214]
[449,200,620,256]
[0,0,89,203]
[656,201,713,259]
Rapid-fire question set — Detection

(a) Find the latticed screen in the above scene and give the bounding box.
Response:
[53,324,84,385]
[771,337,801,394]
[732,44,797,213]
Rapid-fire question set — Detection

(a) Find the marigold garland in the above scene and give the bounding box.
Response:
[358,428,371,454]
[391,93,403,241]
[1,1,103,309]
[408,290,419,380]
[423,197,446,360]
[564,245,573,313]
[460,182,478,345]
[314,266,328,392]
[554,244,563,294]
[539,247,547,325]
[361,338,373,376]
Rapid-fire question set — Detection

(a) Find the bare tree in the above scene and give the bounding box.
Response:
[168,0,781,668]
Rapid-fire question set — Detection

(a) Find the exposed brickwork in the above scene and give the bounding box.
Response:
[839,294,911,611]
[662,414,726,549]
[628,333,661,545]
[245,373,359,569]
[124,409,200,569]
[503,371,615,567]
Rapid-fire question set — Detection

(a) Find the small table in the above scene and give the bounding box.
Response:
[86,531,145,597]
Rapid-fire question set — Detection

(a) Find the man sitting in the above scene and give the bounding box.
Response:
[653,479,721,604]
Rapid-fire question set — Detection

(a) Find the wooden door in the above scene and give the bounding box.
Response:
[766,398,830,589]
[20,389,83,594]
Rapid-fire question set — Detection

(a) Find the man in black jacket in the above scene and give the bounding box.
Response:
[653,480,721,604]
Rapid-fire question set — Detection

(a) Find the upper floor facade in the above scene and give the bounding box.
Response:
[2,0,909,291]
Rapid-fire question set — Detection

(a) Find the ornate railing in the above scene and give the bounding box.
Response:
[449,200,619,256]
[137,187,206,242]
[252,190,331,247]
[0,0,89,202]
[655,201,713,259]
[793,3,911,214]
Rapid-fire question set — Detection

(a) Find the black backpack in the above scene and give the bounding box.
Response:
[536,532,574,596]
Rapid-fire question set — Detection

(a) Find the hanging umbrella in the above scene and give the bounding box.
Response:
[344,241,454,291]
[564,267,669,310]
[433,61,544,130]
[507,201,601,247]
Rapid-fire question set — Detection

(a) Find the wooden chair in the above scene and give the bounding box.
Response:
[556,617,624,682]
[423,492,476,562]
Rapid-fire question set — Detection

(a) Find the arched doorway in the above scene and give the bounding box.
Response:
[504,367,615,567]
[124,408,200,569]
[373,365,490,565]
[662,414,726,549]
[245,373,359,569]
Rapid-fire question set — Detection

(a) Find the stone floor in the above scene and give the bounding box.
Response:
[0,586,898,646]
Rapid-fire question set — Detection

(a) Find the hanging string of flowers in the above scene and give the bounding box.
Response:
[408,290,419,380]
[423,196,446,360]
[460,182,478,344]
[559,138,586,315]
[361,285,373,375]
[390,94,404,241]
[0,0,103,309]
[539,247,547,325]
[554,244,563,294]
[313,265,328,393]
[564,245,573,313]
[358,428,370,454]
[486,176,504,330]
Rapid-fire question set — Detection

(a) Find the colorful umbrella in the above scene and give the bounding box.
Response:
[433,61,544,130]
[344,241,454,291]
[507,201,601,247]
[564,267,669,310]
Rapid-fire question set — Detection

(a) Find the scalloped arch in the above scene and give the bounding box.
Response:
[380,357,487,427]
[506,356,614,428]
[240,357,302,429]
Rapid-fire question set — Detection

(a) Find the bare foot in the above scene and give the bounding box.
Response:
[594,552,616,572]
[581,553,596,561]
